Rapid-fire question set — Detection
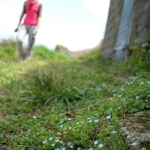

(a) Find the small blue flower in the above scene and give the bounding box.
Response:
[32,116,36,119]
[94,119,99,123]
[135,96,139,99]
[103,84,105,86]
[131,141,139,146]
[98,143,103,148]
[54,148,60,150]
[141,82,144,84]
[60,120,64,124]
[97,88,101,92]
[118,95,122,98]
[54,139,59,143]
[106,115,111,120]
[145,100,149,102]
[111,131,117,134]
[67,141,72,146]
[88,119,92,123]
[60,124,63,128]
[94,140,99,144]
[68,118,72,121]
[76,122,80,125]
[112,89,115,92]
[49,137,53,140]
[118,107,121,110]
[87,148,94,150]
[112,89,116,93]
[62,147,66,150]
[69,145,74,149]
[76,147,81,150]
[52,143,55,146]
[42,140,47,144]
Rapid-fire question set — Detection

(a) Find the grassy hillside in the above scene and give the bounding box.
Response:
[0,41,150,150]
[72,40,103,59]
[54,40,103,59]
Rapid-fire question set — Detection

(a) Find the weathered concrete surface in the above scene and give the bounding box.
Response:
[101,0,124,60]
[120,111,150,149]
[129,0,150,45]
[101,0,150,60]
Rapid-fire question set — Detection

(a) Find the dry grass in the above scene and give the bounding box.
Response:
[62,39,103,59]
[73,40,103,59]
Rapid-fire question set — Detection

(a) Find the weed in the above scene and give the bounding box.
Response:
[0,41,149,149]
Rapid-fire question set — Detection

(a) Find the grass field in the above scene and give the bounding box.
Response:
[0,42,150,150]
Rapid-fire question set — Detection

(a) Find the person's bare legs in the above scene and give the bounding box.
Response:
[17,25,27,60]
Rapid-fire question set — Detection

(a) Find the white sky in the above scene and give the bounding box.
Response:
[0,0,110,51]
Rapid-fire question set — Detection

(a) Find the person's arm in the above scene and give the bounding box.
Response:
[36,4,43,29]
[14,1,26,32]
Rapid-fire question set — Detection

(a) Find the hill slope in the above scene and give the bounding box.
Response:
[0,43,150,149]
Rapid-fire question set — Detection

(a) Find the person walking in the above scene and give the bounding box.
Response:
[15,0,43,60]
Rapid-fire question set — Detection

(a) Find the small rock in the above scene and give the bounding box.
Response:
[120,112,150,148]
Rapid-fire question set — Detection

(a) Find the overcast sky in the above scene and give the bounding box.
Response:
[0,0,110,51]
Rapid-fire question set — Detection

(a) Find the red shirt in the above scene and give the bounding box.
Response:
[24,0,42,26]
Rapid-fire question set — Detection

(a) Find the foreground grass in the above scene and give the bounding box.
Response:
[0,46,150,150]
